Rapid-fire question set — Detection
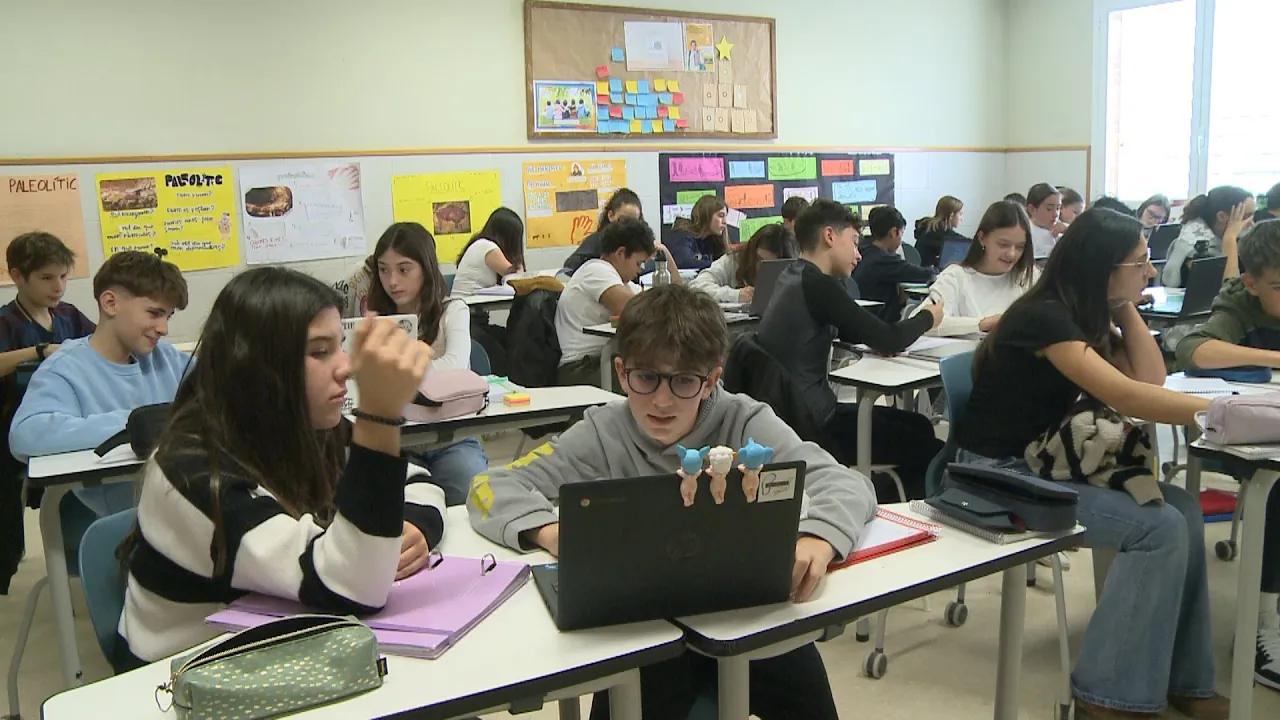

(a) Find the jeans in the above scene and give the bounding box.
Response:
[411,437,489,507]
[959,451,1216,712]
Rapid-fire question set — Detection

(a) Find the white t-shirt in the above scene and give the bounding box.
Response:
[450,239,502,297]
[430,300,473,371]
[1030,225,1056,259]
[555,259,639,364]
[910,264,1038,336]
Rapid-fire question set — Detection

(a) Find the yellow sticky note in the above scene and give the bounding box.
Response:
[668,107,681,120]
[668,80,680,92]
[654,79,668,92]
[630,119,643,132]
[651,119,664,133]
[625,80,639,93]
[596,81,609,95]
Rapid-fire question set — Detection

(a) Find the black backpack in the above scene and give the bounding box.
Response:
[505,289,563,388]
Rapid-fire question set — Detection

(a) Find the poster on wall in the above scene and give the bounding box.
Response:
[523,159,627,248]
[238,162,366,265]
[0,173,90,285]
[623,21,687,71]
[391,170,502,263]
[533,81,597,133]
[95,168,240,271]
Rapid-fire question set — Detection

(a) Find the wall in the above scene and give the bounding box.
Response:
[1005,0,1094,148]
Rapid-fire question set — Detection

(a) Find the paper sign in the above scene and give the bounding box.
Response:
[610,78,623,92]
[522,159,626,248]
[0,174,91,285]
[783,186,820,202]
[392,170,500,261]
[676,189,718,205]
[724,184,773,209]
[739,215,783,242]
[717,84,733,108]
[832,180,879,204]
[672,92,685,104]
[338,314,418,412]
[625,80,639,94]
[821,159,855,177]
[859,159,892,176]
[743,112,758,133]
[861,204,886,219]
[662,203,693,224]
[668,80,680,92]
[727,161,765,179]
[767,157,818,181]
[623,21,686,72]
[612,48,625,62]
[725,208,746,228]
[733,85,747,108]
[96,168,240,271]
[730,109,745,133]
[240,162,367,265]
[596,81,609,94]
[668,157,725,183]
[702,108,715,131]
[702,85,716,104]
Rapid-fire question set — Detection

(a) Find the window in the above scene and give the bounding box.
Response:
[1205,0,1280,191]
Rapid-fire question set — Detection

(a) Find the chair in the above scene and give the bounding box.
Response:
[444,273,456,294]
[470,339,492,375]
[78,508,137,669]
[843,276,861,300]
[902,243,922,266]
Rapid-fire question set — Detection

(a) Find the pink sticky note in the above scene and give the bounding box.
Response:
[671,92,685,104]
[657,106,669,117]
[595,65,609,78]
[675,118,689,129]
[609,106,623,118]
[668,157,726,183]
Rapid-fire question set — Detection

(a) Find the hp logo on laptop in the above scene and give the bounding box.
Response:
[666,531,701,561]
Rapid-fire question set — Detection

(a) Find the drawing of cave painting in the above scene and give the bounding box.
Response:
[737,438,774,502]
[676,444,709,506]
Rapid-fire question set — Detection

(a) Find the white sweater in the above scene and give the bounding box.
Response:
[909,264,1037,335]
[688,253,743,302]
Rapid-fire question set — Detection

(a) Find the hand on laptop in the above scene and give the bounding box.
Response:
[397,522,430,580]
[525,522,561,557]
[739,286,755,303]
[791,536,836,602]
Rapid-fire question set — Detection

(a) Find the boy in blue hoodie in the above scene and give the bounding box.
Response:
[10,250,190,516]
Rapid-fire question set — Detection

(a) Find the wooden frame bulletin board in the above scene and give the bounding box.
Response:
[524,0,777,141]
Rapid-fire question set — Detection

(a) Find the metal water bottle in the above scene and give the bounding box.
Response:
[653,250,671,286]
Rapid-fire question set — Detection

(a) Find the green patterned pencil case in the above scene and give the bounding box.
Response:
[156,614,387,720]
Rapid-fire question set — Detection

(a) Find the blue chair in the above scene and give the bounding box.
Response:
[470,339,491,375]
[444,273,456,294]
[78,508,137,669]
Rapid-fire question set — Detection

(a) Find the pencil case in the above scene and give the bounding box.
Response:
[1196,392,1280,445]
[934,463,1078,533]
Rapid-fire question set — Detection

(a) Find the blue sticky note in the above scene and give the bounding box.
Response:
[625,93,638,105]
[831,179,879,204]
[664,118,675,132]
[612,47,625,62]
[610,78,622,92]
[623,106,635,120]
[638,106,650,119]
[598,103,609,114]
[620,120,632,134]
[658,92,673,104]
[641,122,653,134]
[637,80,650,94]
[610,92,623,104]
[643,94,659,107]
[597,121,610,135]
[728,160,767,178]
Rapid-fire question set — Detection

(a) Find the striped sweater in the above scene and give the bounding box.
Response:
[119,444,447,662]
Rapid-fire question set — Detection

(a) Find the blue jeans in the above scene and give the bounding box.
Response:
[958,451,1216,712]
[411,437,488,507]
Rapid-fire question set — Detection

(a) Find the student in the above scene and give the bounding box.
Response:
[909,201,1037,336]
[10,250,189,516]
[1256,182,1280,225]
[555,218,679,387]
[957,208,1226,719]
[689,223,797,303]
[0,232,96,593]
[562,188,642,275]
[116,267,445,669]
[667,195,729,270]
[1137,194,1172,228]
[1026,183,1066,258]
[757,200,944,501]
[1004,192,1027,206]
[469,283,876,720]
[852,206,938,322]
[1059,187,1084,225]
[450,207,525,296]
[1091,196,1137,217]
[1162,185,1254,287]
[780,195,809,233]
[366,222,488,506]
[912,195,967,268]
[1174,220,1280,692]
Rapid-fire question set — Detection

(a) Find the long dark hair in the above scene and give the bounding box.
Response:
[733,223,797,287]
[597,188,642,232]
[152,267,349,574]
[961,201,1036,288]
[674,195,729,258]
[456,207,524,270]
[368,222,451,344]
[1181,185,1251,235]
[978,208,1144,370]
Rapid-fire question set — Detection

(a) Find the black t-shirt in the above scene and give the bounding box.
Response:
[956,299,1087,459]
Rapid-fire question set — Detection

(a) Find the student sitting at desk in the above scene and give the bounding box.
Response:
[1026,183,1067,258]
[366,222,489,506]
[0,232,95,594]
[908,201,1037,336]
[1174,219,1280,693]
[10,250,190,517]
[957,209,1227,719]
[469,283,875,720]
[1162,185,1254,288]
[852,206,937,322]
[116,268,445,669]
[1137,194,1172,230]
[1256,182,1280,225]
[758,200,944,502]
[1059,187,1084,225]
[666,195,730,271]
[450,207,525,296]
[780,195,809,234]
[562,188,643,276]
[689,222,797,303]
[554,218,679,387]
[912,195,967,269]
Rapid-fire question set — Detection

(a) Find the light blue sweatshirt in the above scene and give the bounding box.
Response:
[9,336,192,461]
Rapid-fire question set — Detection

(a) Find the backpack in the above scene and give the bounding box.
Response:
[506,288,563,387]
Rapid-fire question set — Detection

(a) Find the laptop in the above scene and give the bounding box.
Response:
[749,259,793,316]
[531,461,807,631]
[1147,223,1182,261]
[1179,254,1228,316]
[938,237,970,269]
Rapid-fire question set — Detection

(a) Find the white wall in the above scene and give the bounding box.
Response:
[1006,0,1093,148]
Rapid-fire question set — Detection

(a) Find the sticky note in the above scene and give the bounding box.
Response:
[637,79,650,94]
[658,92,673,105]
[767,157,818,181]
[610,78,622,92]
[657,106,669,117]
[652,119,664,133]
[821,159,855,177]
[733,84,747,108]
[725,183,774,209]
[675,118,689,129]
[641,94,658,107]
[635,106,647,119]
[668,157,725,182]
[503,393,531,406]
[596,81,609,95]
[677,189,718,204]
[672,92,684,105]
[625,93,637,105]
[596,65,609,78]
[654,79,668,92]
[668,80,680,92]
[642,121,654,134]
[620,120,633,134]
[612,47,625,62]
[596,121,610,135]
[730,110,746,133]
[631,119,643,133]
[625,80,639,93]
[831,180,879,204]
[728,160,766,179]
[610,106,623,118]
[623,106,635,120]
[663,118,675,132]
[859,158,892,176]
[610,92,623,103]
[668,107,680,120]
[598,102,609,114]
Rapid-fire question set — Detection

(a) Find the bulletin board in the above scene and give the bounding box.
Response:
[658,153,895,245]
[524,1,777,140]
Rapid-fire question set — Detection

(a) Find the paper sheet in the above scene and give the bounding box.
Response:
[391,170,501,262]
[0,173,91,284]
[96,168,240,271]
[240,162,367,265]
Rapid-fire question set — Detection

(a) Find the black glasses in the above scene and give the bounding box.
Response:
[623,368,709,399]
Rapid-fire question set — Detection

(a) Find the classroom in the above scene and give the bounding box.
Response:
[2,0,1280,718]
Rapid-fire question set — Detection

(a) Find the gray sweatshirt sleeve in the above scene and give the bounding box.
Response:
[742,406,877,560]
[1162,235,1193,287]
[688,254,742,303]
[467,411,609,550]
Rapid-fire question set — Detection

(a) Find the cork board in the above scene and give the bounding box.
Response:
[524,1,777,141]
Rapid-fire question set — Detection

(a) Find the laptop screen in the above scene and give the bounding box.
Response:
[939,238,970,269]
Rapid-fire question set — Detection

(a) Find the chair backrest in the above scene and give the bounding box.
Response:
[470,339,491,375]
[444,273,455,294]
[723,333,836,452]
[78,507,137,666]
[843,276,861,300]
[1147,222,1181,260]
[902,243,922,266]
[924,350,976,496]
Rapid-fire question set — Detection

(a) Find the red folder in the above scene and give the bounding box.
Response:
[829,507,939,571]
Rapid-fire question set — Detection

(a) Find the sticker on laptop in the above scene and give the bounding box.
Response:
[756,468,797,503]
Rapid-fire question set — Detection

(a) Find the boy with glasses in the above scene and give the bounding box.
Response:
[468,283,876,719]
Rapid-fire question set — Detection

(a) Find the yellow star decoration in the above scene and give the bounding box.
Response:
[715,36,734,60]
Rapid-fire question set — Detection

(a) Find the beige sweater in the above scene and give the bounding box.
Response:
[1024,399,1163,505]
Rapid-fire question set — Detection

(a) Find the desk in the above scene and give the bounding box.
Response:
[41,507,683,720]
[827,356,943,477]
[23,385,614,691]
[461,293,514,312]
[675,502,1085,720]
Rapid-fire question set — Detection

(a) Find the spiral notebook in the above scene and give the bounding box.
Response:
[828,507,939,571]
[908,499,1056,545]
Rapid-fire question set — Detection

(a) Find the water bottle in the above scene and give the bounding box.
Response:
[653,250,670,287]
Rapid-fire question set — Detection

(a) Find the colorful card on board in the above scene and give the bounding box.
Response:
[654,79,668,92]
[657,106,669,117]
[625,80,639,93]
[596,65,609,78]
[658,92,673,104]
[637,79,650,94]
[610,106,623,118]
[597,122,610,135]
[672,92,685,104]
[619,120,633,134]
[668,107,681,120]
[623,106,635,120]
[651,119,664,133]
[641,121,654,134]
[663,119,675,132]
[611,47,625,62]
[625,93,638,105]
[675,118,689,129]
[609,92,623,103]
[668,80,681,92]
[631,119,643,133]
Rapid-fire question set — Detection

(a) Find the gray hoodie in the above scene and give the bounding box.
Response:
[467,386,876,560]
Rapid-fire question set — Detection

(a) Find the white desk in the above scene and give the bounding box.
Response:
[827,356,943,477]
[675,503,1085,720]
[41,507,683,720]
[461,293,515,312]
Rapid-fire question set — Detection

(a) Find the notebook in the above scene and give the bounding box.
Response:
[909,499,1057,545]
[828,507,939,571]
[207,556,530,659]
[1163,375,1239,397]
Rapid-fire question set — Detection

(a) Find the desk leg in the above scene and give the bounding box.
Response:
[717,656,751,720]
[1185,453,1202,497]
[856,391,881,478]
[994,565,1027,720]
[599,338,618,391]
[1230,469,1278,720]
[608,668,643,720]
[557,698,581,720]
[39,484,83,687]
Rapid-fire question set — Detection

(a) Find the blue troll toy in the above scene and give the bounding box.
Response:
[737,438,774,503]
[675,444,709,507]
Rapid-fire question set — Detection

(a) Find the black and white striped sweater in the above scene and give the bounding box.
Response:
[119,444,446,662]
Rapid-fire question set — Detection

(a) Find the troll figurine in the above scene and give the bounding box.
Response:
[675,444,709,506]
[707,446,735,504]
[737,437,774,502]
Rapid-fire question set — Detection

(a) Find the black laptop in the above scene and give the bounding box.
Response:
[1148,223,1181,261]
[531,461,806,630]
[1150,254,1227,317]
[939,237,969,269]
[748,259,794,317]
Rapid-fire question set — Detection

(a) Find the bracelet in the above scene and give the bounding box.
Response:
[351,409,406,426]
